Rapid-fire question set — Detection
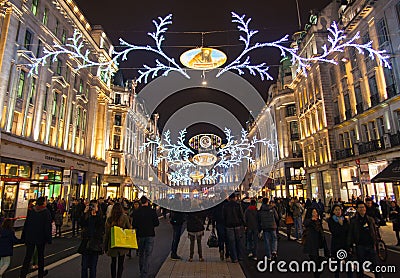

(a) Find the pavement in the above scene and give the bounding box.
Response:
[156,229,245,278]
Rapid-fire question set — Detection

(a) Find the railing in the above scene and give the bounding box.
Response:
[335,148,354,160]
[358,138,385,155]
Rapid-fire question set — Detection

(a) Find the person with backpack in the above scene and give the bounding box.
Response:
[258,198,279,260]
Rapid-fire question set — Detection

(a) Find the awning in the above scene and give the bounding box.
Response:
[371,159,400,183]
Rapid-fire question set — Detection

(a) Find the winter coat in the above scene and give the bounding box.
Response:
[104,214,132,257]
[244,206,258,231]
[258,204,278,231]
[0,228,20,257]
[347,213,378,248]
[186,212,205,233]
[223,200,245,228]
[54,211,63,226]
[327,216,350,254]
[170,211,186,226]
[132,205,159,237]
[303,218,328,256]
[78,212,105,255]
[389,205,400,231]
[21,205,52,245]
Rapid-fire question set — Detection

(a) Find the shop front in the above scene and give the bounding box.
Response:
[368,160,395,201]
[340,166,360,202]
[105,183,120,199]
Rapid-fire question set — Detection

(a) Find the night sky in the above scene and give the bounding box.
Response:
[74,0,331,136]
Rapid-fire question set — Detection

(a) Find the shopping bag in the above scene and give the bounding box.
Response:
[207,229,219,248]
[110,226,138,249]
[285,215,294,225]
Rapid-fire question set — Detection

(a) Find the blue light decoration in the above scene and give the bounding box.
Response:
[28,12,390,82]
[140,128,275,185]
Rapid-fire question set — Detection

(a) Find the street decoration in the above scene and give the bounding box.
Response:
[27,12,390,83]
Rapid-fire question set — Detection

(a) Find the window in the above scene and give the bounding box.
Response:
[111,157,120,176]
[368,76,379,106]
[377,117,385,138]
[29,77,37,105]
[113,135,121,149]
[350,129,356,145]
[24,30,32,50]
[42,7,48,25]
[329,67,336,86]
[76,107,81,129]
[354,86,363,114]
[377,18,389,46]
[60,97,65,119]
[52,92,58,116]
[114,114,122,126]
[31,0,39,16]
[362,124,369,142]
[349,47,358,69]
[79,79,83,93]
[363,32,376,70]
[339,134,344,149]
[344,94,351,119]
[383,64,396,98]
[369,121,377,140]
[289,121,299,141]
[344,132,351,148]
[61,29,66,44]
[43,86,49,111]
[114,93,121,105]
[85,86,89,98]
[56,59,62,75]
[36,39,42,57]
[286,104,296,117]
[339,60,346,76]
[54,19,59,36]
[82,110,87,132]
[17,71,26,98]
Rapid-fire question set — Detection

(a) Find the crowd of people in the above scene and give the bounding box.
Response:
[0,193,399,278]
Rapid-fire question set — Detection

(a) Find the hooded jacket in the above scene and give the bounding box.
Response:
[21,205,52,245]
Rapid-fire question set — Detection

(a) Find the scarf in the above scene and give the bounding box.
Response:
[248,205,257,211]
[332,215,343,223]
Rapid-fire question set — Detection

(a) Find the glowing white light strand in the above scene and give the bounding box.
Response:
[140,128,275,184]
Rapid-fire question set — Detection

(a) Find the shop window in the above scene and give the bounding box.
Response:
[111,157,120,175]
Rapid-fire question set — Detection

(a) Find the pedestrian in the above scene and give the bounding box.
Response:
[78,200,104,278]
[223,193,245,263]
[258,198,279,260]
[348,201,382,278]
[327,204,352,278]
[132,196,160,278]
[186,211,206,262]
[380,197,389,221]
[54,208,63,237]
[104,202,132,278]
[388,200,400,246]
[302,208,329,278]
[292,198,304,241]
[285,199,295,240]
[0,218,21,277]
[169,210,185,260]
[69,199,81,237]
[20,196,52,278]
[128,200,141,257]
[244,199,258,260]
[212,199,230,261]
[365,198,382,225]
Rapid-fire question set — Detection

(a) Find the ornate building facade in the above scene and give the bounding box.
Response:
[0,0,114,218]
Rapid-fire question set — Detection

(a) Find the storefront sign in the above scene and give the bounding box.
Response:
[44,155,65,164]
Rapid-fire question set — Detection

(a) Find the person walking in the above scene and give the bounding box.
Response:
[302,208,329,278]
[348,201,382,278]
[380,197,390,221]
[285,199,295,240]
[389,200,400,246]
[244,199,258,260]
[223,193,245,263]
[186,211,206,262]
[78,200,104,278]
[0,218,21,277]
[292,198,304,241]
[69,199,81,237]
[212,199,230,261]
[132,196,160,278]
[20,196,52,278]
[258,198,279,260]
[104,202,132,278]
[169,210,185,260]
[327,204,352,278]
[54,208,63,237]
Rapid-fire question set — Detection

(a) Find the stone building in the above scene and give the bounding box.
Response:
[0,0,114,218]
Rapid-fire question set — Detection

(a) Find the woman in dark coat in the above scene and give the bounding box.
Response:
[389,200,400,246]
[303,208,329,278]
[327,204,352,278]
[186,211,206,262]
[0,218,21,276]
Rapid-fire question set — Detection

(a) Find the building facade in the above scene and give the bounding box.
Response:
[0,0,114,218]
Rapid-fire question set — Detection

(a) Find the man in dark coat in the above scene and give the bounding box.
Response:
[20,196,52,278]
[132,196,159,278]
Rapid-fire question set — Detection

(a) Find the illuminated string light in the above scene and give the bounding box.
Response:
[28,12,391,83]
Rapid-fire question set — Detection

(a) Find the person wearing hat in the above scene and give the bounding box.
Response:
[132,196,159,278]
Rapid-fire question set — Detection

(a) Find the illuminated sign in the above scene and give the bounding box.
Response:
[180,48,227,70]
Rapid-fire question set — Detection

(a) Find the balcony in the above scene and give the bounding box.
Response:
[370,94,380,107]
[358,138,385,155]
[356,103,364,114]
[335,148,354,160]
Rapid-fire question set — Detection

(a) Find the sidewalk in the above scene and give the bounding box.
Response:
[156,229,245,278]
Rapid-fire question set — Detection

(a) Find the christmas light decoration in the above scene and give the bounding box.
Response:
[28,12,391,83]
[140,128,275,184]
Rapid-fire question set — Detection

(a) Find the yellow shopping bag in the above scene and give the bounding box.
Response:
[110,226,138,249]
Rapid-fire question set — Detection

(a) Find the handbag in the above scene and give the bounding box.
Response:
[285,215,294,225]
[207,229,219,248]
[110,226,138,249]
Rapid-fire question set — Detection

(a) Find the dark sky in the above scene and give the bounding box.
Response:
[75,0,331,134]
